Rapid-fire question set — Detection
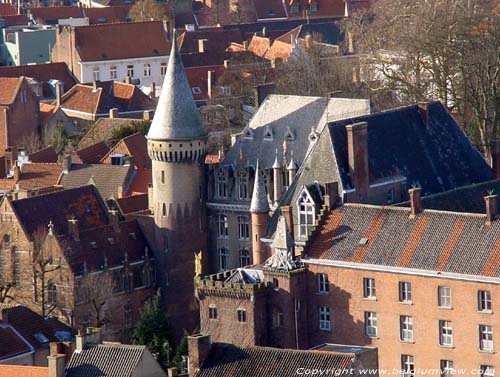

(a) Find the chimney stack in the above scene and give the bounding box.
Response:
[62,154,71,174]
[48,353,66,377]
[92,80,99,91]
[272,150,282,204]
[55,82,62,108]
[409,187,422,218]
[491,140,500,179]
[207,71,215,99]
[485,194,498,225]
[125,76,131,85]
[13,162,20,182]
[188,334,211,377]
[67,217,79,241]
[75,330,85,352]
[109,108,119,119]
[143,110,154,121]
[346,122,369,202]
[418,102,430,128]
[150,82,156,99]
[281,205,294,240]
[198,39,208,53]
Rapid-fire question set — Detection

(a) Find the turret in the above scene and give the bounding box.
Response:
[250,160,270,265]
[287,158,298,184]
[272,149,282,204]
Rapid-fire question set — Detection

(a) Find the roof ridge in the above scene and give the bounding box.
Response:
[74,19,162,30]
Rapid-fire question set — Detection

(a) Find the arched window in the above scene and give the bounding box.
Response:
[217,214,228,238]
[239,249,251,267]
[298,191,315,237]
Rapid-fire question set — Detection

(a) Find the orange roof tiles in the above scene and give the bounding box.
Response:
[308,211,344,259]
[248,36,271,57]
[0,77,21,105]
[101,132,151,169]
[126,168,151,195]
[0,163,63,191]
[350,211,385,263]
[0,365,47,377]
[396,216,431,268]
[436,219,466,271]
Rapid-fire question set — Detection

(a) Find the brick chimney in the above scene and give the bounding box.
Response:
[75,330,85,351]
[55,82,62,108]
[491,140,500,179]
[409,187,422,218]
[13,162,20,182]
[346,122,369,201]
[281,205,294,240]
[67,217,79,241]
[109,108,119,119]
[484,194,498,226]
[188,334,211,377]
[48,353,65,377]
[324,182,339,210]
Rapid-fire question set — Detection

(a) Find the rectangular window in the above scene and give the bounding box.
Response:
[127,64,134,78]
[309,3,318,12]
[298,193,315,238]
[479,325,493,352]
[160,62,167,75]
[365,311,377,337]
[400,316,414,342]
[401,355,414,377]
[481,366,495,377]
[399,281,412,303]
[93,67,100,81]
[239,249,251,267]
[217,214,229,238]
[319,306,331,331]
[209,304,217,319]
[143,63,151,77]
[237,308,246,323]
[217,173,227,198]
[439,320,453,346]
[440,360,454,377]
[290,4,299,13]
[478,290,492,312]
[217,248,229,271]
[438,286,451,308]
[12,250,20,287]
[318,273,329,293]
[238,215,250,240]
[363,278,376,299]
[109,65,117,80]
[238,175,248,200]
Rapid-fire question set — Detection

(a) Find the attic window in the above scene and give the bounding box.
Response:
[192,87,201,94]
[285,129,295,141]
[129,232,137,240]
[243,128,254,139]
[90,241,97,249]
[107,237,115,245]
[34,332,49,344]
[264,128,273,141]
[359,238,369,246]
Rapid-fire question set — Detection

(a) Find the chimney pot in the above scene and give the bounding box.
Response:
[109,108,119,119]
[188,334,211,377]
[485,194,498,225]
[48,353,65,377]
[55,82,62,108]
[409,187,422,218]
[346,122,369,202]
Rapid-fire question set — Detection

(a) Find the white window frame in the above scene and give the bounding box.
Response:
[217,247,229,271]
[297,190,315,238]
[400,316,414,342]
[238,173,248,200]
[438,286,451,308]
[127,64,134,78]
[399,281,412,303]
[440,360,454,377]
[439,320,453,347]
[401,355,414,377]
[109,65,117,80]
[481,366,495,377]
[160,62,167,75]
[217,170,227,198]
[318,273,329,294]
[143,63,151,77]
[93,67,100,81]
[479,325,494,352]
[363,277,376,299]
[478,290,492,312]
[365,311,377,338]
[319,306,331,331]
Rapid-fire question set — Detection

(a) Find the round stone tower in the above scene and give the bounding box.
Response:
[147,35,208,335]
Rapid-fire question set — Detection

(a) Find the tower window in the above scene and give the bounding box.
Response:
[161,170,165,184]
[238,172,248,200]
[162,203,166,217]
[237,308,247,323]
[209,304,217,319]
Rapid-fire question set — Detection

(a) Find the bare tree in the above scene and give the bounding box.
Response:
[0,278,13,303]
[128,0,166,21]
[80,271,114,328]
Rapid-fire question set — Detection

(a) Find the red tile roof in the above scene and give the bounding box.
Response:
[111,192,148,214]
[254,0,287,19]
[248,35,271,57]
[82,5,131,24]
[1,14,29,26]
[0,3,17,16]
[0,77,21,105]
[101,132,150,169]
[29,146,59,163]
[185,65,226,102]
[0,325,30,360]
[73,21,170,61]
[178,29,244,53]
[0,365,47,377]
[77,141,110,164]
[28,6,82,22]
[126,168,151,195]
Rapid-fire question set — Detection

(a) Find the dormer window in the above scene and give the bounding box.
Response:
[192,87,201,94]
[217,169,227,199]
[238,171,248,200]
[264,127,273,141]
[243,127,254,140]
[285,128,295,141]
[297,190,315,238]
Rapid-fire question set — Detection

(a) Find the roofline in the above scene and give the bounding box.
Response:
[303,258,500,285]
[78,55,169,64]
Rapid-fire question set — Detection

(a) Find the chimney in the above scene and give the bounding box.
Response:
[198,39,208,53]
[117,185,124,199]
[224,60,229,69]
[305,34,312,49]
[272,150,282,204]
[207,70,215,99]
[55,82,62,108]
[13,162,20,182]
[485,194,498,225]
[109,209,120,232]
[75,330,85,351]
[262,26,266,37]
[418,102,430,128]
[408,187,422,218]
[188,334,211,377]
[491,140,500,179]
[85,327,102,345]
[346,122,369,202]
[109,108,119,119]
[149,82,156,99]
[253,82,276,108]
[143,110,154,121]
[4,147,16,175]
[281,205,294,240]
[50,342,63,356]
[48,354,66,377]
[125,76,131,85]
[62,154,71,174]
[92,80,99,91]
[324,182,339,210]
[67,217,79,241]
[243,40,249,49]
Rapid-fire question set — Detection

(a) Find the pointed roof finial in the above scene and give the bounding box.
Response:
[48,220,54,235]
[147,31,207,141]
[272,149,281,169]
[250,160,270,213]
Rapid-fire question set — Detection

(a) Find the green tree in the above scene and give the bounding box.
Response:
[133,292,174,368]
[110,120,151,146]
[172,330,189,370]
[128,0,166,21]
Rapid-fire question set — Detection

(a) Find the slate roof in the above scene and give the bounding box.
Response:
[77,118,137,150]
[10,185,109,239]
[60,219,150,273]
[178,29,244,53]
[72,21,169,62]
[100,132,151,169]
[0,325,31,360]
[307,203,500,278]
[76,141,111,164]
[65,344,147,377]
[60,163,133,200]
[196,343,355,377]
[221,95,370,170]
[1,306,73,351]
[329,102,494,194]
[148,36,206,141]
